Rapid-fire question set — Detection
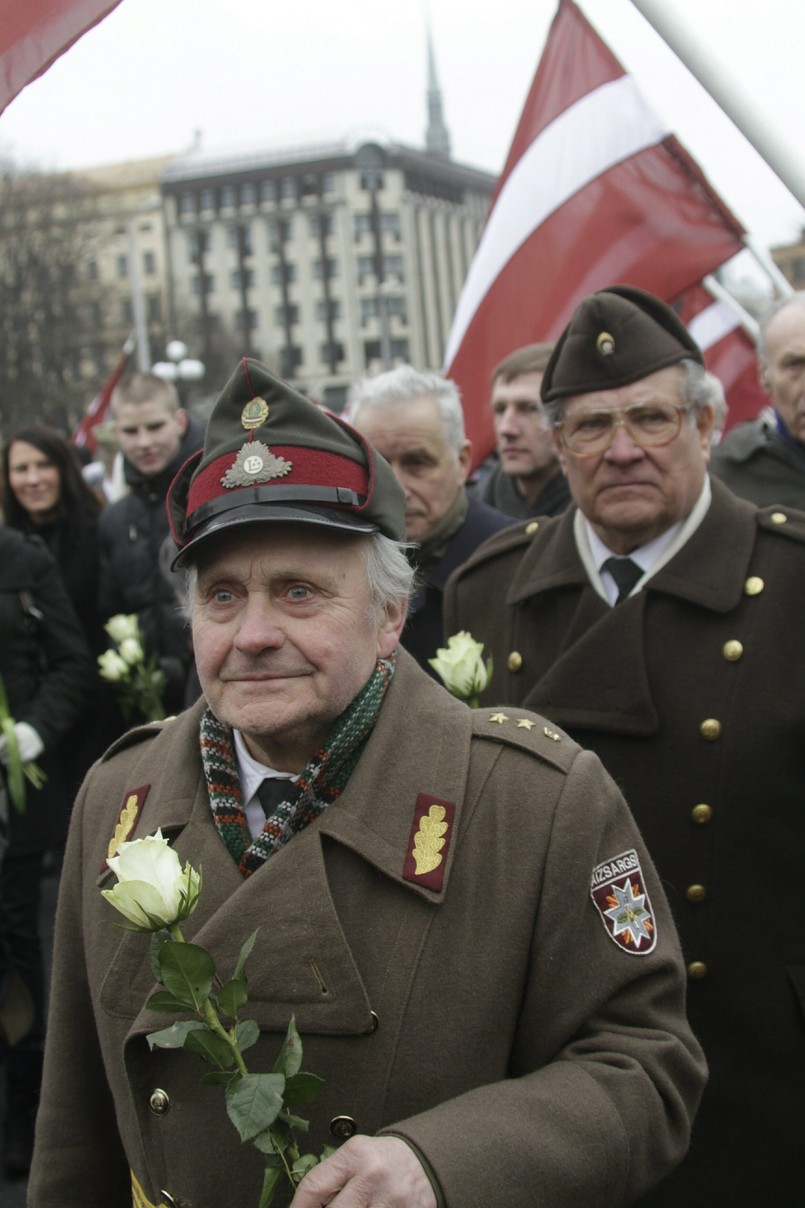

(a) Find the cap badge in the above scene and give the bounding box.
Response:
[241,397,270,429]
[596,331,615,356]
[221,440,293,489]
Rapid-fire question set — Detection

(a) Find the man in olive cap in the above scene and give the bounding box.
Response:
[30,358,705,1208]
[446,285,805,1205]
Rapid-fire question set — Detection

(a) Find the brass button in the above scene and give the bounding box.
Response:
[525,521,539,535]
[148,1089,171,1116]
[743,576,764,596]
[722,639,743,661]
[770,511,787,524]
[160,1194,178,1208]
[366,1011,379,1034]
[507,651,523,672]
[330,1115,357,1140]
[685,884,707,904]
[691,803,713,825]
[700,718,722,741]
[687,960,708,980]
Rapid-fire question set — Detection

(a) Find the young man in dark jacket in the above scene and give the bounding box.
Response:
[98,372,204,715]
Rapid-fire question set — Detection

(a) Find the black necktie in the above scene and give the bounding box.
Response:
[256,777,292,817]
[602,556,643,604]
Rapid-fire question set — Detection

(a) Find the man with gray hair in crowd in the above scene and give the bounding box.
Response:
[349,365,512,672]
[446,285,805,1205]
[710,291,805,507]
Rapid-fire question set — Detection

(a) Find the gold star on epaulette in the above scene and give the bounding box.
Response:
[489,712,509,725]
[516,718,536,730]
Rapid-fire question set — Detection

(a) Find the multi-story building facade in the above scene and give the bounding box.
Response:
[160,138,495,409]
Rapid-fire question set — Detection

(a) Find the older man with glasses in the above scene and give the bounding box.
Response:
[445,285,805,1207]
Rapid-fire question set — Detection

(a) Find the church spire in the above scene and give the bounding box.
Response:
[425,23,451,159]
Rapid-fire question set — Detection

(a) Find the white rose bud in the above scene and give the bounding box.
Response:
[428,631,493,705]
[105,613,141,644]
[98,649,130,682]
[102,829,201,932]
[119,636,144,666]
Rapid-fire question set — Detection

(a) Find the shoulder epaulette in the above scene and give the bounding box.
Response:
[471,706,578,773]
[756,505,805,543]
[100,716,175,763]
[459,516,547,573]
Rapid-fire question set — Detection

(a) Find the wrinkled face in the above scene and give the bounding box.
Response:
[7,441,61,522]
[115,399,187,477]
[554,366,713,555]
[761,303,805,440]
[491,371,556,481]
[191,526,405,773]
[351,396,470,542]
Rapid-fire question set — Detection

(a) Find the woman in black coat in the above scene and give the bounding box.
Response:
[2,425,113,793]
[0,524,92,1175]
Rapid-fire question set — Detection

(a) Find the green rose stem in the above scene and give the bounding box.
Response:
[167,921,250,1076]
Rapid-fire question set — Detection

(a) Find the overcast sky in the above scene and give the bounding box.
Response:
[2,0,803,259]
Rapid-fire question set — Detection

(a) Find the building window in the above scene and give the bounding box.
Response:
[121,299,134,323]
[313,258,338,281]
[280,177,296,201]
[238,308,258,332]
[143,250,156,276]
[390,338,409,360]
[281,346,303,376]
[188,230,211,261]
[322,171,336,194]
[228,226,253,254]
[269,219,291,251]
[386,294,407,322]
[271,263,296,285]
[357,252,403,284]
[384,254,404,281]
[275,303,299,326]
[231,268,255,290]
[179,192,196,216]
[116,254,128,279]
[200,188,215,212]
[260,179,276,203]
[192,273,215,295]
[241,182,257,206]
[360,297,378,324]
[147,294,162,322]
[86,259,99,281]
[316,298,341,322]
[353,211,401,240]
[319,341,345,365]
[310,214,334,238]
[353,213,372,239]
[357,254,375,283]
[221,186,236,209]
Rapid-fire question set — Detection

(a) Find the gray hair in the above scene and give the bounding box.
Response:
[545,357,711,426]
[349,365,466,455]
[757,292,805,363]
[184,530,413,628]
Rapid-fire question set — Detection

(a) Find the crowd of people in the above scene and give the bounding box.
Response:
[0,287,803,1205]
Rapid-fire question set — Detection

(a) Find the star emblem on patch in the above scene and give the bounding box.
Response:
[590,848,657,955]
[221,440,293,488]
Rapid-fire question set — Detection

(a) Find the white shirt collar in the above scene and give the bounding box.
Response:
[232,729,297,839]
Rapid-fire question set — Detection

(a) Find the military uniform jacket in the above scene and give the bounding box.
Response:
[30,651,704,1208]
[444,477,805,1203]
[710,413,805,510]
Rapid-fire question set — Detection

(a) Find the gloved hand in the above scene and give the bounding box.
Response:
[0,722,44,765]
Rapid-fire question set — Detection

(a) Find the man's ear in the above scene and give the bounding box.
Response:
[552,428,568,474]
[758,361,771,395]
[457,440,472,483]
[376,596,408,659]
[176,408,189,435]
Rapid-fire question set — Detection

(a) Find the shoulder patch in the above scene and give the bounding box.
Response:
[471,707,578,773]
[756,505,805,544]
[591,848,657,955]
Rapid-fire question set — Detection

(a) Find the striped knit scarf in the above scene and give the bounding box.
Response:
[199,654,396,877]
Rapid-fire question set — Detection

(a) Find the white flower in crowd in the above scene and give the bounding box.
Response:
[104,613,140,644]
[98,649,129,683]
[119,636,144,666]
[429,631,493,706]
[102,829,201,932]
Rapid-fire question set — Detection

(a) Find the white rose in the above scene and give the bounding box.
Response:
[119,636,144,666]
[97,649,130,682]
[428,631,493,703]
[102,829,201,931]
[105,613,141,644]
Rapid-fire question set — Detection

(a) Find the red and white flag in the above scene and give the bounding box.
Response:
[445,0,747,464]
[71,335,135,453]
[0,0,122,115]
[674,283,766,431]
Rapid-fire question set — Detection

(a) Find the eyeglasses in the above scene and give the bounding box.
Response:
[555,402,689,457]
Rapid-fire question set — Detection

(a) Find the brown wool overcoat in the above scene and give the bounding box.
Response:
[444,477,805,1204]
[29,651,704,1208]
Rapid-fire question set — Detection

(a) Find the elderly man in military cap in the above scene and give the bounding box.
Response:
[446,285,805,1206]
[30,357,705,1208]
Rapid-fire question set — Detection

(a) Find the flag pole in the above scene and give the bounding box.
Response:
[627,0,805,214]
[701,275,759,341]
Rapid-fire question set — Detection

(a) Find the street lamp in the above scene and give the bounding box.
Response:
[152,340,205,403]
